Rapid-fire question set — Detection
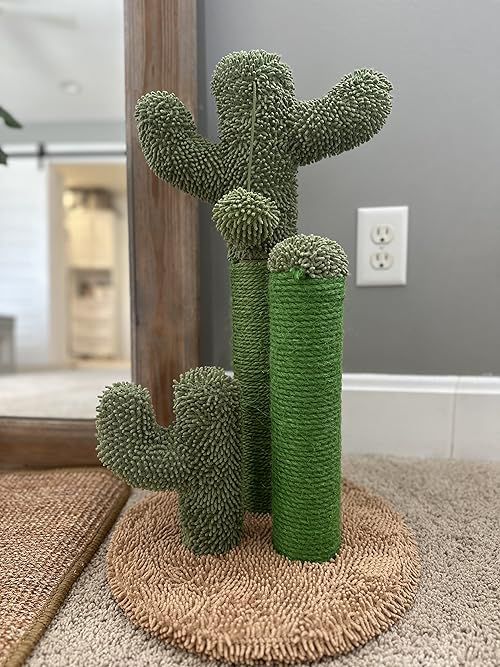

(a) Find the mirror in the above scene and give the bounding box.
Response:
[0,0,129,419]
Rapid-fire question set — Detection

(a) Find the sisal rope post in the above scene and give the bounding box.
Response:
[230,260,271,513]
[268,234,349,562]
[213,188,280,514]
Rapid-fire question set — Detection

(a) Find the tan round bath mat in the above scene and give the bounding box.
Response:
[107,480,420,664]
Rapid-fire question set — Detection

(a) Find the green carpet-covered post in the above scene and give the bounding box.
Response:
[268,235,349,562]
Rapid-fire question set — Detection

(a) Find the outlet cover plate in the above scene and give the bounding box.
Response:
[356,206,408,286]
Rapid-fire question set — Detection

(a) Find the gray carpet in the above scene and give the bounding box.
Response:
[0,366,130,419]
[27,456,500,667]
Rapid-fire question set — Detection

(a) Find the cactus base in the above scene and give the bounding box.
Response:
[107,481,420,665]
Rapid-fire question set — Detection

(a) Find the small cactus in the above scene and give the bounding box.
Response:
[213,187,280,251]
[96,367,243,555]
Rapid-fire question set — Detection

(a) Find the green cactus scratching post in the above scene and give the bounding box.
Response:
[229,259,271,512]
[135,50,392,512]
[268,235,349,562]
[96,366,242,555]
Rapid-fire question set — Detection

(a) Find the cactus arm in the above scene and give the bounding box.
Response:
[290,69,392,167]
[96,382,184,491]
[135,91,222,202]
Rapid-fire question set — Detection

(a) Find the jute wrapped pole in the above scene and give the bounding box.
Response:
[213,188,280,513]
[268,235,349,562]
[230,260,271,512]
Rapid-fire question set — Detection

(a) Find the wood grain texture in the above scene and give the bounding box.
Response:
[125,0,200,425]
[0,419,98,469]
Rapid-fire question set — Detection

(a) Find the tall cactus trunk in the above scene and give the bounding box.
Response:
[230,260,271,513]
[268,235,349,562]
[213,188,279,515]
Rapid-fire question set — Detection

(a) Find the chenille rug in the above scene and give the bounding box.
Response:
[0,467,129,667]
[106,480,420,664]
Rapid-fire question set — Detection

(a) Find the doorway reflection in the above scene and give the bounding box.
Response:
[0,155,131,418]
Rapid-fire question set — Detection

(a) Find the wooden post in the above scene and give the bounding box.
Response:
[124,0,200,424]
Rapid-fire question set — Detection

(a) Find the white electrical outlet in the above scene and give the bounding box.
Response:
[356,206,408,286]
[370,224,394,245]
[370,250,394,270]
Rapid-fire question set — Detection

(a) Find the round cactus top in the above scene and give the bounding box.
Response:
[212,188,280,251]
[268,234,349,279]
[212,50,295,98]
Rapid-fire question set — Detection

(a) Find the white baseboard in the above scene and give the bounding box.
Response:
[342,374,500,461]
[227,371,500,461]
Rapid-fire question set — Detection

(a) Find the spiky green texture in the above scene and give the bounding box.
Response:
[136,49,392,261]
[268,234,350,279]
[96,367,243,555]
[213,187,280,251]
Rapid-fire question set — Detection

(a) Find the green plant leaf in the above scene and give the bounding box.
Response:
[0,106,22,129]
[0,146,7,165]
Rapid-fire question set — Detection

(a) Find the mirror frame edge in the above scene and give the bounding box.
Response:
[0,0,200,469]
